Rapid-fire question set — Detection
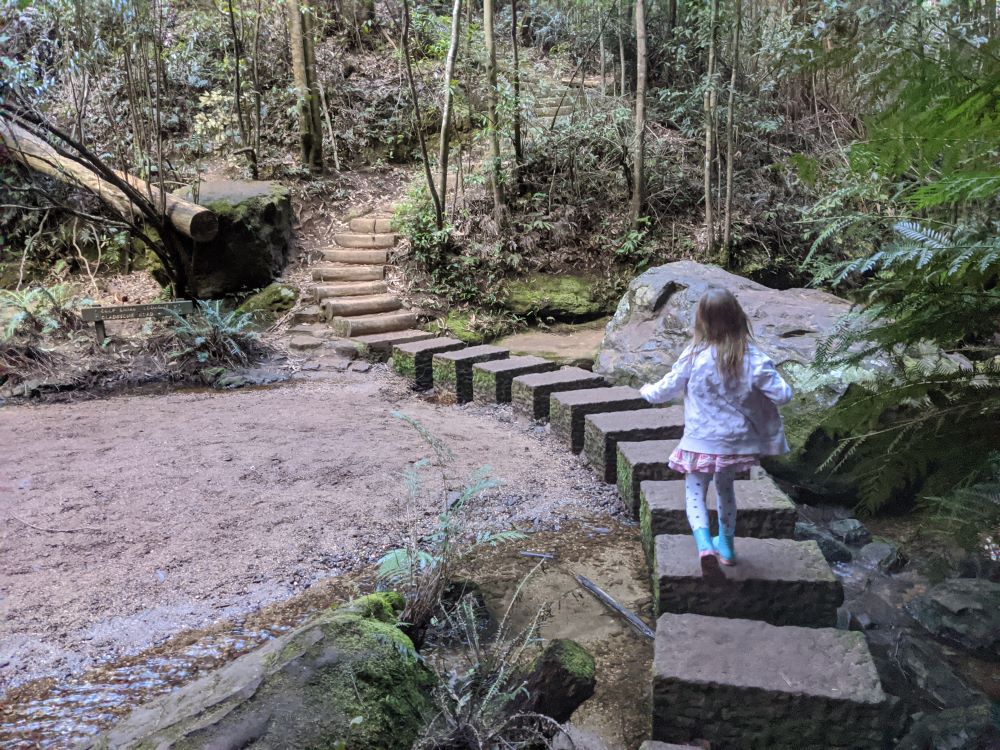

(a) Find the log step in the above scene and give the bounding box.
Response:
[651,533,843,626]
[432,345,510,403]
[312,281,388,301]
[355,329,435,360]
[321,248,388,264]
[329,310,417,338]
[616,439,682,516]
[510,367,607,421]
[312,264,384,282]
[653,614,887,748]
[583,407,685,483]
[392,337,466,389]
[334,233,396,249]
[639,477,798,565]
[472,356,561,404]
[322,294,402,319]
[349,216,393,233]
[549,386,649,454]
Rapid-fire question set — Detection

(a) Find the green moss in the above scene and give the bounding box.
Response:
[343,592,405,623]
[432,360,456,388]
[436,311,489,344]
[392,350,417,379]
[547,639,595,681]
[505,273,607,319]
[617,446,635,512]
[472,367,496,397]
[639,490,655,570]
[236,283,297,322]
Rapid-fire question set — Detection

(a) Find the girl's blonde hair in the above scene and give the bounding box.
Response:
[693,288,752,382]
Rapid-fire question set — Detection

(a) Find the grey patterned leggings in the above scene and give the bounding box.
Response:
[684,470,738,536]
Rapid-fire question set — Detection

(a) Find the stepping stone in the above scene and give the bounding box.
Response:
[651,534,843,626]
[392,337,465,389]
[312,281,388,301]
[333,233,395,249]
[321,248,388,264]
[291,305,323,324]
[583,407,685,483]
[355,329,434,360]
[653,613,888,748]
[639,477,797,565]
[639,743,702,750]
[432,345,510,403]
[312,264,384,282]
[549,386,649,453]
[472,356,560,404]
[511,367,606,421]
[289,335,323,351]
[616,439,681,515]
[321,294,402,319]
[330,310,417,337]
[349,216,392,233]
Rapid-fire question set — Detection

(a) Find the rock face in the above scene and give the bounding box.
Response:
[92,594,433,750]
[505,273,608,320]
[175,180,293,298]
[907,578,1000,657]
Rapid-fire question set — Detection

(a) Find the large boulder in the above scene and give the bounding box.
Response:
[91,593,434,750]
[907,578,1000,657]
[174,180,293,299]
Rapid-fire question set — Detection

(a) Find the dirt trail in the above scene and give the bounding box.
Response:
[0,367,620,694]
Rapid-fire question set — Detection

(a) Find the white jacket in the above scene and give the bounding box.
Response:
[639,343,794,456]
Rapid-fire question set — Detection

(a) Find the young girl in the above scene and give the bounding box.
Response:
[639,288,793,571]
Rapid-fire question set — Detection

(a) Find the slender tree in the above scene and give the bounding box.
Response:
[510,0,524,190]
[436,0,463,226]
[630,0,647,227]
[401,0,442,224]
[483,0,503,221]
[703,0,719,253]
[721,0,743,262]
[287,0,323,173]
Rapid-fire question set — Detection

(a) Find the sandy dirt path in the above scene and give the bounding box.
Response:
[0,367,619,694]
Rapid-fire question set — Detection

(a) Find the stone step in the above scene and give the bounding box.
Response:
[651,534,843,626]
[289,335,324,351]
[392,337,465,389]
[511,367,607,421]
[333,233,396,249]
[549,386,649,454]
[321,294,402,319]
[312,281,389,301]
[616,439,681,515]
[312,264,384,282]
[432,345,510,403]
[583,407,685,483]
[355,329,435,360]
[472,356,560,404]
[639,477,798,565]
[291,305,324,324]
[653,613,888,749]
[329,310,417,338]
[349,216,393,233]
[321,248,388,265]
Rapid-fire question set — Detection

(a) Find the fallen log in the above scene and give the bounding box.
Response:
[575,573,655,640]
[0,118,218,242]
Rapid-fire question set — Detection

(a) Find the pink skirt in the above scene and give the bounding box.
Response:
[668,447,759,475]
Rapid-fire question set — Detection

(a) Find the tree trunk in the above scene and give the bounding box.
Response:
[402,0,442,224]
[703,0,719,254]
[667,0,677,32]
[436,0,463,227]
[630,0,647,227]
[287,0,323,173]
[599,6,606,95]
[484,0,503,222]
[226,0,257,178]
[617,0,627,94]
[721,0,743,263]
[511,0,524,191]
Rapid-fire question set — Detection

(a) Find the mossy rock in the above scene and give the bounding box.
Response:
[95,592,432,750]
[436,310,489,345]
[520,638,596,722]
[504,273,608,320]
[236,283,298,324]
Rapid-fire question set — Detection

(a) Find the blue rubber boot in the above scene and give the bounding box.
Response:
[693,528,722,577]
[713,534,736,566]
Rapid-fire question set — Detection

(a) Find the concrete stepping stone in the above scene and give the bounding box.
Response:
[291,305,323,324]
[392,337,465,389]
[349,216,392,233]
[651,534,843,626]
[333,233,395,249]
[616,439,681,515]
[355,330,434,360]
[330,310,417,338]
[583,407,685,481]
[549,386,649,453]
[321,248,388,264]
[432,345,510,403]
[639,477,797,564]
[312,281,388,301]
[321,294,401,319]
[511,367,606,421]
[653,613,888,748]
[472,356,560,404]
[289,335,323,351]
[312,264,384,282]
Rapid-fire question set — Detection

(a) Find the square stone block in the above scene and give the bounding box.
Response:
[472,356,560,403]
[431,345,509,403]
[549,386,649,453]
[511,367,606,421]
[652,534,843,627]
[616,439,681,515]
[583,407,684,482]
[653,613,888,749]
[391,337,465,389]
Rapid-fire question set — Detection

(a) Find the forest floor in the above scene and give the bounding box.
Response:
[0,366,622,695]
